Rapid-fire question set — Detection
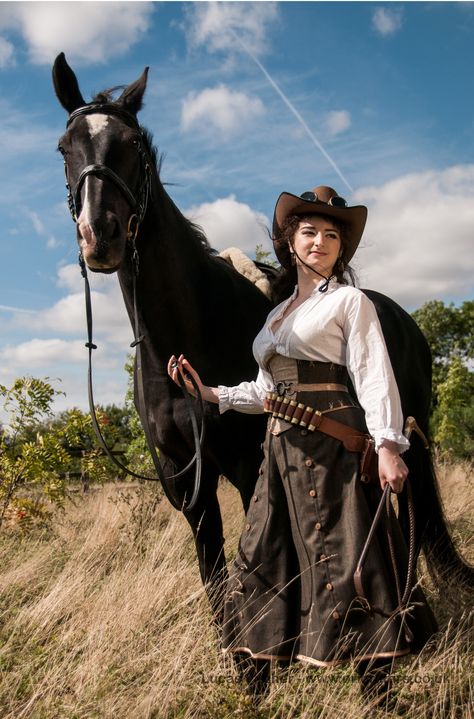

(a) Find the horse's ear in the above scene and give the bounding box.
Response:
[117,67,149,116]
[52,52,86,114]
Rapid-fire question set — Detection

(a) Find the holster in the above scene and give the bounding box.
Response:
[360,437,379,484]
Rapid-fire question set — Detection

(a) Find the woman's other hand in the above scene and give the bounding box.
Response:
[378,440,408,493]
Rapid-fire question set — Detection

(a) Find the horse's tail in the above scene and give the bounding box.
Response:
[401,435,474,591]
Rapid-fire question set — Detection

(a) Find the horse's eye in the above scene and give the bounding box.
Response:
[58,145,66,156]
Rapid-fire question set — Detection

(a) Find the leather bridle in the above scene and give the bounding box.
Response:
[61,104,205,512]
[63,104,151,224]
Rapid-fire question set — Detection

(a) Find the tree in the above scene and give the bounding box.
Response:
[432,356,474,459]
[0,378,69,528]
[123,354,156,476]
[411,299,474,458]
[255,243,278,267]
[411,300,474,401]
[0,378,125,530]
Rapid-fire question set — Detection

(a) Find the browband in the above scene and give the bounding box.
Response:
[67,104,140,130]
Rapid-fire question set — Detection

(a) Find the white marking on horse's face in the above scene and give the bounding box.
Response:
[86,114,109,139]
[77,180,93,237]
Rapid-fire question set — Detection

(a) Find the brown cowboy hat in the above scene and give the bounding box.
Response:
[272,185,367,266]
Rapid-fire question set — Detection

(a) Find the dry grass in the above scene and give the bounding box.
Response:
[0,461,472,719]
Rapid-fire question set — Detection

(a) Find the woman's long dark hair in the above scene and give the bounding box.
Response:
[272,213,357,303]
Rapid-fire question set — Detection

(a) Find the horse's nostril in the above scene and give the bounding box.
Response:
[92,215,121,242]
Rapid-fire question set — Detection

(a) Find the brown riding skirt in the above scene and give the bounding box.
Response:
[222,359,437,666]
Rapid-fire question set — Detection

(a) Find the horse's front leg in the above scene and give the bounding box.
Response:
[165,468,227,625]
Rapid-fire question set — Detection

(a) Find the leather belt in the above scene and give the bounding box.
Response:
[264,392,367,453]
[273,381,348,396]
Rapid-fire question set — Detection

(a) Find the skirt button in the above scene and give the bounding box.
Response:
[309,489,317,498]
[332,610,340,620]
[305,458,314,467]
[245,523,251,531]
[315,522,322,530]
[326,582,334,591]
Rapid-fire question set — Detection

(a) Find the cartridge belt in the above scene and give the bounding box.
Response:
[264,391,369,454]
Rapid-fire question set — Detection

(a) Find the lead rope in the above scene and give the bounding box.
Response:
[79,244,204,512]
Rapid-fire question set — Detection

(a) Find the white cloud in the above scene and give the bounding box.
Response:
[46,236,61,250]
[57,263,84,293]
[372,8,403,37]
[26,208,63,250]
[0,2,155,65]
[0,36,14,67]
[15,269,132,347]
[184,195,271,255]
[0,338,85,368]
[0,100,58,162]
[181,85,264,137]
[352,165,474,308]
[29,210,44,235]
[325,110,351,137]
[183,1,279,56]
[1,267,132,411]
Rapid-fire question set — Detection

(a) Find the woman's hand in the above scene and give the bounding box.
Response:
[378,440,408,493]
[167,354,202,396]
[167,355,219,404]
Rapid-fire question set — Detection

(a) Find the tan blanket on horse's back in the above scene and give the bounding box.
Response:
[219,247,272,300]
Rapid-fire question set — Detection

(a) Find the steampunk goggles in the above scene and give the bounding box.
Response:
[299,191,348,208]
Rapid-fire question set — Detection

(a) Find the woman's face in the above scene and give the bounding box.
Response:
[291,215,342,277]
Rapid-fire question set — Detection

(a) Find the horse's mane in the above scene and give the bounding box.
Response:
[90,89,213,257]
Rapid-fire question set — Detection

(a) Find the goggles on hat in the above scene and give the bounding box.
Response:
[299,191,347,208]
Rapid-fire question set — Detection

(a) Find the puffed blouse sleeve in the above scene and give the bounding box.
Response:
[217,367,274,415]
[342,291,410,454]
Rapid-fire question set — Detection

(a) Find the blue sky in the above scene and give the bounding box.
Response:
[0,1,473,412]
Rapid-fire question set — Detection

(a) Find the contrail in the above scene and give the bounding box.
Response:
[0,304,36,314]
[229,28,354,194]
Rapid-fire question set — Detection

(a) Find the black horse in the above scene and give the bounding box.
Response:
[52,55,472,619]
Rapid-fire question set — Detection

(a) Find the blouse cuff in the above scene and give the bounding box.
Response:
[217,385,231,414]
[372,430,410,455]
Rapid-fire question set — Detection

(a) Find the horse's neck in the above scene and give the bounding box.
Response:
[118,189,210,362]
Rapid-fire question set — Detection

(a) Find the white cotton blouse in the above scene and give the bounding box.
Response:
[218,279,410,454]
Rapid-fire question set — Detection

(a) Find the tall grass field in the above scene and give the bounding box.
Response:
[0,461,472,718]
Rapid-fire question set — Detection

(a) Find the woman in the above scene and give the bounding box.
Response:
[168,185,437,699]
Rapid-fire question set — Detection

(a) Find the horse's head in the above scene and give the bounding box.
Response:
[53,53,150,272]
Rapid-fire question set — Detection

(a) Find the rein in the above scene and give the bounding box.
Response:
[64,103,205,512]
[353,417,429,639]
